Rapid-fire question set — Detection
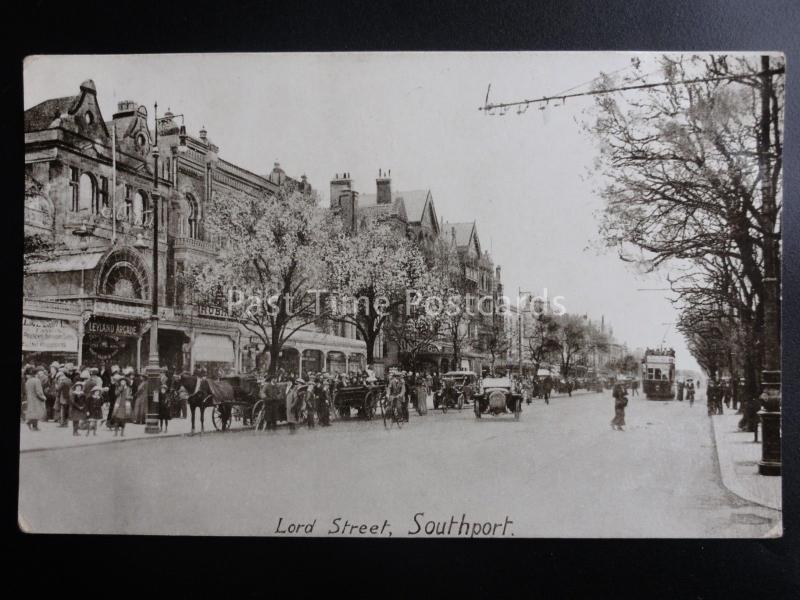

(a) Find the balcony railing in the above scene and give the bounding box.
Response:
[173,236,221,254]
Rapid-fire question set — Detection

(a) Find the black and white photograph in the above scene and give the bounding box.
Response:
[19,51,784,538]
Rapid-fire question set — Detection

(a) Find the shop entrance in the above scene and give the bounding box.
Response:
[140,328,190,373]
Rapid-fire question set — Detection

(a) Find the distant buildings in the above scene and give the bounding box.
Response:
[329,171,504,375]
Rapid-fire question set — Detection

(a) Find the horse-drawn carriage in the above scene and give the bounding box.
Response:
[332,383,383,420]
[177,371,260,433]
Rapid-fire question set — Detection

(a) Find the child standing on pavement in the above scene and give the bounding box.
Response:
[86,386,104,435]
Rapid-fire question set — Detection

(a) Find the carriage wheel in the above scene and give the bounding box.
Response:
[363,392,376,420]
[212,405,229,431]
[251,400,265,431]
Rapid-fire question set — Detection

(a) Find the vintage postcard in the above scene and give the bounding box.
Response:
[20,52,783,537]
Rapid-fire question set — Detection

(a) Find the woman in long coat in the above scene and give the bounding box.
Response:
[611,382,628,431]
[24,367,47,430]
[132,375,148,424]
[111,377,133,436]
[416,377,428,415]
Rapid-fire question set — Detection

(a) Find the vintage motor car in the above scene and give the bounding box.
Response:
[474,375,523,420]
[434,370,480,410]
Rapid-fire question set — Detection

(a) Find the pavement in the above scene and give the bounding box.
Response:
[19,389,781,537]
[20,411,250,453]
[710,411,782,513]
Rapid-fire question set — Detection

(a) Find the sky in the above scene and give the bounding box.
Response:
[24,52,702,372]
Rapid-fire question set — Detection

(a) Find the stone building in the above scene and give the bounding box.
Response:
[23,80,365,376]
[329,170,504,375]
[444,221,505,374]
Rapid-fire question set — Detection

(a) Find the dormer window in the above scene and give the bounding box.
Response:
[136,133,147,151]
[84,111,94,125]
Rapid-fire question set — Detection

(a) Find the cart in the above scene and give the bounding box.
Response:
[332,384,382,420]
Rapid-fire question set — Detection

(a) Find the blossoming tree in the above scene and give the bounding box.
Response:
[190,181,337,376]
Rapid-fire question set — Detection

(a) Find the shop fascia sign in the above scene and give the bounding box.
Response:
[22,316,79,352]
[85,316,140,338]
[93,300,151,319]
[196,304,230,319]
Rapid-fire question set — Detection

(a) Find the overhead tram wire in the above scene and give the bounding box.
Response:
[479,67,786,113]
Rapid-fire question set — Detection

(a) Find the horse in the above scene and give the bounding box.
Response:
[177,372,232,433]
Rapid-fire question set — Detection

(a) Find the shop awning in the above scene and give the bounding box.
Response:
[193,334,235,363]
[26,251,105,274]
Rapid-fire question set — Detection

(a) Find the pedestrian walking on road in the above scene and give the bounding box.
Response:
[24,366,47,430]
[543,376,553,405]
[610,382,628,431]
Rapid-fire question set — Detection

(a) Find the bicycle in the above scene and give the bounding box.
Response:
[381,392,404,429]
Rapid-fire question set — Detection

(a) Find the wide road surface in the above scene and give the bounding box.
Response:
[19,390,779,537]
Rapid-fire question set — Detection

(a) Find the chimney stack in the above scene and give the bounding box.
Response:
[376,168,392,205]
[330,171,352,209]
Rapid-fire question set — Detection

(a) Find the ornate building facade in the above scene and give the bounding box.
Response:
[23,80,365,377]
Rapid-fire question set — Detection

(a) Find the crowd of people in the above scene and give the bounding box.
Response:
[23,358,671,440]
[21,360,188,437]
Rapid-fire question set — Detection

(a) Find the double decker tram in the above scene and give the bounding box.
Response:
[641,347,676,400]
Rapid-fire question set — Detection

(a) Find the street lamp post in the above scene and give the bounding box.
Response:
[137,104,188,434]
[757,55,781,476]
[143,102,163,434]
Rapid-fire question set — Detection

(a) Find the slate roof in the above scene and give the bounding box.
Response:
[359,189,430,221]
[445,222,476,248]
[24,96,80,132]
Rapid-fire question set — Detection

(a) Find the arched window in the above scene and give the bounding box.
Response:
[78,173,95,213]
[132,191,148,226]
[186,194,199,239]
